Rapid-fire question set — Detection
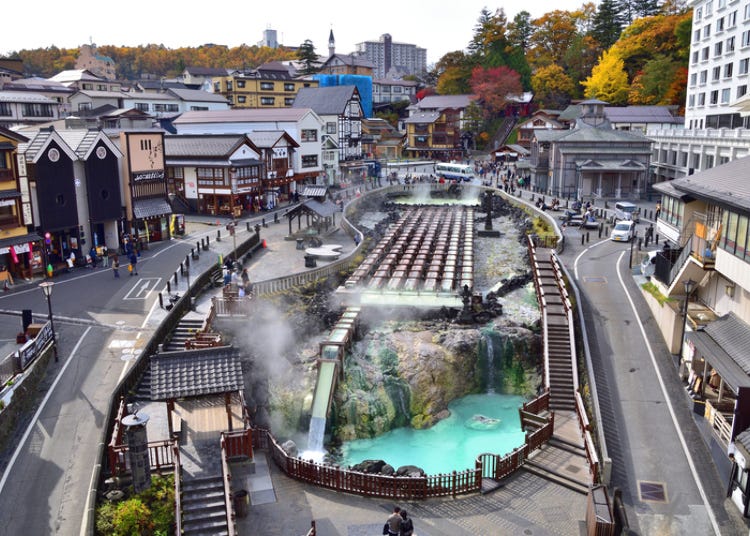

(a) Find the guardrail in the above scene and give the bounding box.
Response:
[173,443,182,536]
[219,434,237,536]
[108,439,176,476]
[575,391,600,483]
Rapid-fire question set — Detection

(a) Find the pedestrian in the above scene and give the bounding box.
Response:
[89,246,98,268]
[385,506,401,536]
[67,250,76,271]
[129,252,138,275]
[112,256,120,278]
[655,201,661,219]
[399,510,414,536]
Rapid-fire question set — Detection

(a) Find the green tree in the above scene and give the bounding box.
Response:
[296,39,321,75]
[581,49,630,104]
[590,0,625,49]
[528,10,582,68]
[531,64,576,108]
[435,51,474,94]
[508,11,533,52]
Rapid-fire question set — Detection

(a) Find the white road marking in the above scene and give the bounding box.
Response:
[123,278,161,300]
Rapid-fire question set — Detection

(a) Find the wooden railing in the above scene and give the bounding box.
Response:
[108,439,176,477]
[219,434,237,536]
[211,296,254,317]
[575,391,600,483]
[222,429,254,460]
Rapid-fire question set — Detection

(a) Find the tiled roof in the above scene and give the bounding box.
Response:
[415,94,476,110]
[133,197,173,219]
[292,86,357,116]
[404,111,440,124]
[150,346,243,400]
[0,91,56,104]
[164,134,246,157]
[604,106,681,124]
[704,313,750,376]
[184,66,230,77]
[663,156,750,211]
[173,108,314,124]
[168,88,229,103]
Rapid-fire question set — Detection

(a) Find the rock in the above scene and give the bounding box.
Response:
[352,459,387,473]
[465,414,501,430]
[396,465,426,478]
[381,464,395,475]
[281,440,298,458]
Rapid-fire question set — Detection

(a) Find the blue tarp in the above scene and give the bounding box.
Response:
[313,74,373,118]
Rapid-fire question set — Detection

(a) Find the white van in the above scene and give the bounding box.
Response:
[613,201,640,223]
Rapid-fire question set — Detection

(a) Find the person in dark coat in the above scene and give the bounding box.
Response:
[399,510,414,536]
[129,252,138,275]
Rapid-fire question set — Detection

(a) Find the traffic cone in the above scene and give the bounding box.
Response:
[262,239,267,248]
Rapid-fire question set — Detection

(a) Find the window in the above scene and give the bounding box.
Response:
[728,36,736,52]
[725,62,734,76]
[0,102,10,116]
[236,80,246,88]
[284,98,295,106]
[284,83,295,91]
[301,129,318,142]
[716,41,724,56]
[238,96,246,103]
[707,0,713,14]
[699,92,706,105]
[695,29,702,42]
[719,0,726,8]
[97,84,107,91]
[717,17,725,31]
[190,106,209,111]
[740,58,750,73]
[393,86,402,93]
[301,155,318,168]
[226,82,232,91]
[326,122,337,134]
[140,139,152,151]
[743,30,750,46]
[214,82,221,92]
[697,6,704,20]
[690,73,698,85]
[689,94,696,106]
[705,24,712,37]
[23,103,54,117]
[713,66,721,80]
[710,90,719,103]
[700,70,708,83]
[703,46,710,60]
[260,97,274,105]
[738,85,748,98]
[746,3,750,19]
[153,104,178,112]
[728,10,737,26]
[722,87,731,102]
[260,82,274,91]
[82,83,93,90]
[135,103,149,111]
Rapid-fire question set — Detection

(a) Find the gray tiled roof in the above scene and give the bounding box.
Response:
[246,130,299,148]
[133,197,173,219]
[164,134,246,157]
[665,156,750,212]
[416,94,475,110]
[604,106,681,124]
[704,312,750,376]
[292,86,357,115]
[168,88,229,103]
[173,108,314,124]
[555,123,650,143]
[404,111,440,124]
[150,346,243,400]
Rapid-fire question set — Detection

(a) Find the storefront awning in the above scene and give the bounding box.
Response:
[133,197,173,219]
[0,233,42,250]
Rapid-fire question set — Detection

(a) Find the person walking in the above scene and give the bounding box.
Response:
[385,506,401,536]
[399,510,414,536]
[128,252,138,276]
[112,256,120,278]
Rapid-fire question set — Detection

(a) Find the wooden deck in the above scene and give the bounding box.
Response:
[174,393,245,443]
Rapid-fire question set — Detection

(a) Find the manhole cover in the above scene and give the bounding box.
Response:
[638,480,668,503]
[583,276,607,283]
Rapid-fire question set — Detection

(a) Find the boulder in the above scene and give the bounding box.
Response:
[465,414,501,430]
[396,465,426,478]
[381,464,395,476]
[352,459,387,474]
[281,440,298,458]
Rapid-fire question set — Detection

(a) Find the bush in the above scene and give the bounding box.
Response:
[95,475,174,536]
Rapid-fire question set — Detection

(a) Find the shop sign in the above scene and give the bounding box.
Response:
[273,148,288,158]
[0,199,16,207]
[16,321,53,371]
[132,170,165,182]
[0,242,31,255]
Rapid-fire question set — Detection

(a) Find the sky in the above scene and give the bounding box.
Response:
[3,0,588,66]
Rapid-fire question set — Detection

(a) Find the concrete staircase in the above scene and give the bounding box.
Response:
[547,323,576,411]
[164,318,206,352]
[181,473,232,536]
[132,367,152,402]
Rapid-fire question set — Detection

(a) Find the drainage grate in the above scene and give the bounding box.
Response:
[583,276,607,284]
[638,480,668,503]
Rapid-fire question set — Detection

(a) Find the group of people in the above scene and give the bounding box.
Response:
[222,257,253,297]
[384,506,414,536]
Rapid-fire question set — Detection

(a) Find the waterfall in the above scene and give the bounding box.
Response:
[486,333,496,393]
[307,416,326,453]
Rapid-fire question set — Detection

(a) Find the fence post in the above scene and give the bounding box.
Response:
[217,229,221,242]
[158,293,164,309]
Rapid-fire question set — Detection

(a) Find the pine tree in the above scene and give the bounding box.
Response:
[296,40,321,76]
[590,0,625,49]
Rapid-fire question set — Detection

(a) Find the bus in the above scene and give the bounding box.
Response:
[435,162,475,182]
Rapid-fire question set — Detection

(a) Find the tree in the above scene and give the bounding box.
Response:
[590,0,624,49]
[435,51,474,95]
[634,0,661,18]
[531,64,576,108]
[508,11,533,52]
[582,49,630,104]
[296,40,321,75]
[528,10,582,68]
[469,8,508,58]
[469,65,522,115]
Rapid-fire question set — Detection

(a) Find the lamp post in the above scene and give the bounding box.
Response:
[678,278,697,362]
[39,281,58,362]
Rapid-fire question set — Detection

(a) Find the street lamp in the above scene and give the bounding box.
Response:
[678,278,697,362]
[39,281,58,362]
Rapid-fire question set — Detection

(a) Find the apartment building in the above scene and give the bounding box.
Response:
[213,62,318,108]
[354,34,427,79]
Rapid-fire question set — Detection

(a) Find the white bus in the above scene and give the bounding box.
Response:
[435,162,475,182]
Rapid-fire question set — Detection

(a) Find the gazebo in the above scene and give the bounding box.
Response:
[286,198,339,237]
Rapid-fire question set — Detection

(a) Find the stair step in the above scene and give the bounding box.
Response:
[522,461,589,495]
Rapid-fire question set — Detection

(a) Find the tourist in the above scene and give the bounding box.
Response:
[129,252,138,276]
[112,256,120,278]
[399,510,414,536]
[385,506,402,536]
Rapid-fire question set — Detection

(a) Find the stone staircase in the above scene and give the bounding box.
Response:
[181,473,232,536]
[547,322,576,411]
[164,318,206,352]
[131,366,152,402]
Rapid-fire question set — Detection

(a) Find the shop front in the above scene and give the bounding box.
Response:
[132,197,173,244]
[0,233,42,280]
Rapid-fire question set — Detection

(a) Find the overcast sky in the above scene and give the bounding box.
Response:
[3,0,588,66]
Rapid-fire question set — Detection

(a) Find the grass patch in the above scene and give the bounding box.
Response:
[642,281,675,306]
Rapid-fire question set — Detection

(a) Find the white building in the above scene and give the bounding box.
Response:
[354,34,426,79]
[648,0,750,182]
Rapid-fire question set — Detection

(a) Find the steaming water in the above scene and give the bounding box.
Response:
[486,335,496,393]
[339,393,526,474]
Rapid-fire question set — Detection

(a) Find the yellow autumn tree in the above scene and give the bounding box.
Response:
[581,49,629,105]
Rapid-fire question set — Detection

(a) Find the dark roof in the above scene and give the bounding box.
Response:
[184,66,229,77]
[604,106,681,124]
[164,134,250,157]
[704,313,750,376]
[0,126,29,143]
[0,232,41,249]
[133,197,173,219]
[658,156,750,213]
[150,346,243,400]
[292,86,358,115]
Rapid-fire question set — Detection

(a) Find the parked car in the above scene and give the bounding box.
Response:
[612,201,641,223]
[610,220,636,242]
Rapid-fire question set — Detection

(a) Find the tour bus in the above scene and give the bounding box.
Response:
[435,162,475,182]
